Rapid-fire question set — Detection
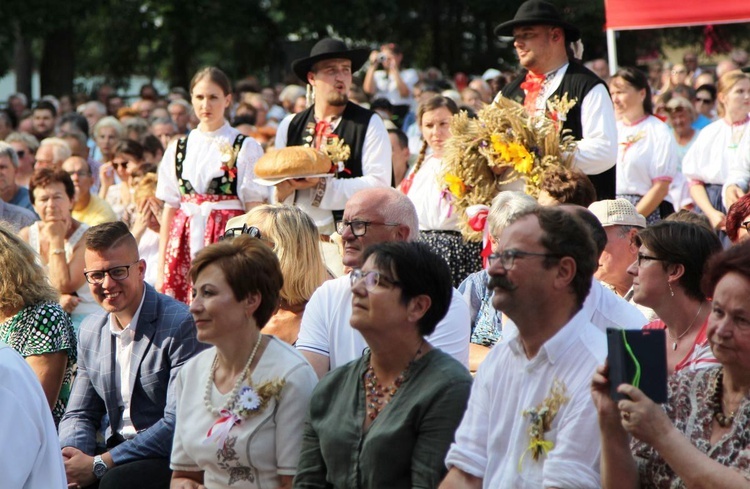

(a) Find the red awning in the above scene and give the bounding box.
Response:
[605,0,750,30]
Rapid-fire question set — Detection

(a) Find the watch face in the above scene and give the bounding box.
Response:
[93,459,108,478]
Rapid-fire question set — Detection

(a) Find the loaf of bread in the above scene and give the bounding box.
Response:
[254,146,332,179]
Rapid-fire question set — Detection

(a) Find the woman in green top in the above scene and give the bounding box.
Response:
[294,242,473,489]
[0,221,76,426]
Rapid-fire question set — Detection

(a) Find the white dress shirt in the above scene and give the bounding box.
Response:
[445,307,606,488]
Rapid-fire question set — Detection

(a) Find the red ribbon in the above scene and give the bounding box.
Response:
[520,72,546,115]
[314,121,335,149]
[467,206,493,267]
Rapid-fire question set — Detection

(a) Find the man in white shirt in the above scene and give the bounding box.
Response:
[297,187,470,378]
[59,222,204,489]
[441,207,606,489]
[498,0,617,200]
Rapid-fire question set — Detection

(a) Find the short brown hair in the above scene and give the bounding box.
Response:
[540,167,597,207]
[189,236,283,328]
[85,221,138,254]
[29,168,75,203]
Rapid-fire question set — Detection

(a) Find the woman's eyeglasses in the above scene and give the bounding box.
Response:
[350,268,401,291]
[740,220,750,232]
[636,253,669,267]
[84,261,139,284]
[220,224,263,241]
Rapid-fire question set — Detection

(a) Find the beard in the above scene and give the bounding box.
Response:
[326,92,349,107]
[487,275,518,292]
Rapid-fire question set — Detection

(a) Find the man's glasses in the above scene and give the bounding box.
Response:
[636,253,668,267]
[15,150,25,159]
[350,268,401,291]
[487,249,562,270]
[66,170,91,178]
[335,220,399,237]
[84,261,140,284]
[220,224,263,241]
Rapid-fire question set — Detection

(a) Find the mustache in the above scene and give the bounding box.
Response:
[487,275,517,292]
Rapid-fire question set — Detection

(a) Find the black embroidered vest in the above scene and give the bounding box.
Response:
[175,133,246,196]
[502,62,616,200]
[287,102,374,220]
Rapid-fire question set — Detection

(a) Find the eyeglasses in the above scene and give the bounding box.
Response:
[66,170,91,178]
[112,161,129,170]
[696,97,713,105]
[671,69,687,75]
[84,261,140,284]
[350,268,401,291]
[636,253,669,267]
[487,249,562,270]
[15,150,25,159]
[740,220,750,231]
[220,224,263,241]
[336,220,399,237]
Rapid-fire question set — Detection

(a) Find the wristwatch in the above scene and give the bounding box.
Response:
[93,455,109,479]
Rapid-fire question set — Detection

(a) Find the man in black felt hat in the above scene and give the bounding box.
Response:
[273,38,392,275]
[498,0,618,201]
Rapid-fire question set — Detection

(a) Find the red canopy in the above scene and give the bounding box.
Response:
[605,0,750,30]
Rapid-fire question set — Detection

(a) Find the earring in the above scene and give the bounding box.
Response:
[668,281,675,297]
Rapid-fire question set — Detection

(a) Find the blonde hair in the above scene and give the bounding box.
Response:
[240,205,327,306]
[0,222,59,314]
[133,173,158,205]
[717,70,750,118]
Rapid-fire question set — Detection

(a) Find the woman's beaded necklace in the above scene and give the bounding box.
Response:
[364,340,424,421]
[712,368,746,428]
[204,334,263,417]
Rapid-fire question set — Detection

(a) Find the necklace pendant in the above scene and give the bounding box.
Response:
[672,341,677,351]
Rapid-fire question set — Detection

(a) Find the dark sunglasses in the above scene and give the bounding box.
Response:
[112,161,129,170]
[220,224,263,241]
[696,98,713,104]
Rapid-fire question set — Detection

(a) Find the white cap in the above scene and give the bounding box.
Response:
[588,199,647,228]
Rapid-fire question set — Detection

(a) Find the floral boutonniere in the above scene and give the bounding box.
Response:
[205,378,286,448]
[322,136,351,175]
[215,138,240,181]
[619,130,646,162]
[518,378,569,471]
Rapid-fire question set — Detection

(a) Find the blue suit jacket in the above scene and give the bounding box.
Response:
[58,283,205,465]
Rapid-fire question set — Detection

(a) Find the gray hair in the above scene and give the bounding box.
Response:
[151,117,177,130]
[168,98,193,115]
[59,129,88,149]
[93,116,125,139]
[78,101,107,116]
[279,85,306,105]
[39,137,73,163]
[8,93,28,107]
[488,191,538,240]
[6,132,40,153]
[351,187,420,241]
[0,142,19,168]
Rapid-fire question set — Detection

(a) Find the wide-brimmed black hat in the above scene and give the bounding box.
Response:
[494,0,581,42]
[291,38,370,83]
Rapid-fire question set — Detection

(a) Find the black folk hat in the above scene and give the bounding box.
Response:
[494,0,581,42]
[291,38,370,83]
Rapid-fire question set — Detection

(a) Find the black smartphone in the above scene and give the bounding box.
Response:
[606,328,668,404]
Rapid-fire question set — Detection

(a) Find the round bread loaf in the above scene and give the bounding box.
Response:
[254,146,332,179]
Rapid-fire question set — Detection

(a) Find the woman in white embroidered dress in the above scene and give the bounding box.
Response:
[399,95,482,287]
[20,168,101,329]
[611,67,679,224]
[683,70,750,236]
[156,66,267,303]
[170,236,317,489]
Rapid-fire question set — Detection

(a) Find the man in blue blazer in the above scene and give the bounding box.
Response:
[59,221,204,489]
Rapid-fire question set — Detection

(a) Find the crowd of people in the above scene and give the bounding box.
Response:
[2,0,750,487]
